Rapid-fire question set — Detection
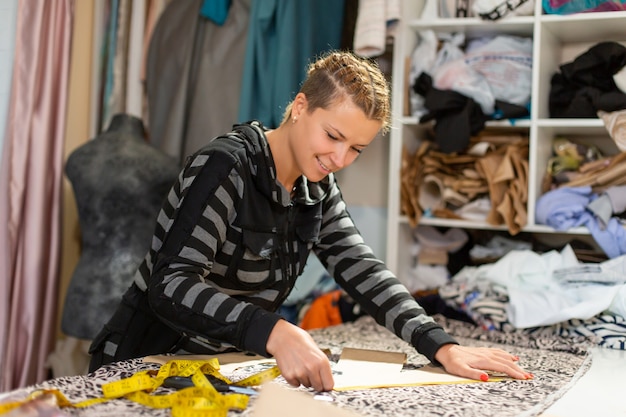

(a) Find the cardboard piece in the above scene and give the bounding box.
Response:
[339,347,406,364]
[332,347,505,391]
[252,382,362,417]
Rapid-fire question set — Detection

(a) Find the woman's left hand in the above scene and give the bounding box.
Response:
[434,344,533,381]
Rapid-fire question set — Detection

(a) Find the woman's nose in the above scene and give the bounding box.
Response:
[330,144,349,170]
[330,153,346,170]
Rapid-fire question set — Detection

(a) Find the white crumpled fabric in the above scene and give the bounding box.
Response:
[456,245,626,328]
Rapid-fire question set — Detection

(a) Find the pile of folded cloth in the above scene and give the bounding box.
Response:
[544,139,626,192]
[401,132,529,235]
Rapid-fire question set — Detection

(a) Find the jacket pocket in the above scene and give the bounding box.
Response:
[224,229,277,288]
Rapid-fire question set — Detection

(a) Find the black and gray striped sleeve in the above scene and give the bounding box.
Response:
[314,180,458,363]
[145,150,282,356]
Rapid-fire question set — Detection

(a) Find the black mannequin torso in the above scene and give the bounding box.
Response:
[62,114,181,340]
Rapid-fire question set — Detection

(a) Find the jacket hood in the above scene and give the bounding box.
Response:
[232,121,331,207]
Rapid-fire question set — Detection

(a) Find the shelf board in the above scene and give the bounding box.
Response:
[407,16,535,37]
[412,216,511,231]
[536,118,608,135]
[400,116,531,128]
[486,119,532,128]
[540,11,626,43]
[400,118,603,132]
[399,215,590,235]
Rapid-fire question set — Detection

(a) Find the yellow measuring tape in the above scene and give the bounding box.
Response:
[0,359,281,417]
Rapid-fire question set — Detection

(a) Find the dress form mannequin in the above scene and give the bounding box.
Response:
[61,113,180,340]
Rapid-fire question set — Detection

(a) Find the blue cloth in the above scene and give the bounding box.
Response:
[535,186,626,258]
[101,0,120,131]
[238,0,345,128]
[200,0,231,25]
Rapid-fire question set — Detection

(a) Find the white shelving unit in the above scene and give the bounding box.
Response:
[385,2,626,277]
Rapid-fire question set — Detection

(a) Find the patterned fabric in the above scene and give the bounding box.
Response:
[439,276,626,350]
[1,316,592,417]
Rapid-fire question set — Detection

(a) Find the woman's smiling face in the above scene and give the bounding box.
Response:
[290,93,382,182]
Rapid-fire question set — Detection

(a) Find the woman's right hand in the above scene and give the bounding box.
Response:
[265,319,334,392]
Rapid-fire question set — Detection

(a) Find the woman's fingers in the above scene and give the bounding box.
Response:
[435,344,533,381]
[280,355,332,391]
[266,320,335,391]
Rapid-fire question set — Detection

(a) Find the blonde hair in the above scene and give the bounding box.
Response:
[282,51,391,134]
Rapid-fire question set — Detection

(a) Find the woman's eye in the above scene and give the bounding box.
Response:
[326,130,362,154]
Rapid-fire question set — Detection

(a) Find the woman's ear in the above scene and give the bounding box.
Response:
[292,93,308,119]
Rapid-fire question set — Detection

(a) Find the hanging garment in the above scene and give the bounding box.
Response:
[0,0,73,391]
[200,0,231,24]
[146,0,250,162]
[353,0,400,58]
[238,0,345,128]
[103,0,132,130]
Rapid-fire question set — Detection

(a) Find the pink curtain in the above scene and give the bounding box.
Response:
[0,0,74,391]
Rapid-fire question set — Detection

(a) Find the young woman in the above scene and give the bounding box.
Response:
[89,51,531,391]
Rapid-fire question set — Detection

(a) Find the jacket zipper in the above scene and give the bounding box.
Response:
[280,201,296,299]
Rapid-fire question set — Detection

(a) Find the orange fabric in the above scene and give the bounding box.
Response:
[299,290,343,330]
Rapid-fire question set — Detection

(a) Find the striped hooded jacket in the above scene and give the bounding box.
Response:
[90,121,457,366]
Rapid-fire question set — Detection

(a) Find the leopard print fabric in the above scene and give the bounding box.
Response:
[1,316,591,417]
[306,316,592,417]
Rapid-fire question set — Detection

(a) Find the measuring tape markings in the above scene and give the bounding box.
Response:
[0,359,281,416]
[233,365,281,387]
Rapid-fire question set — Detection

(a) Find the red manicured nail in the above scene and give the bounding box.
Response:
[480,374,489,382]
